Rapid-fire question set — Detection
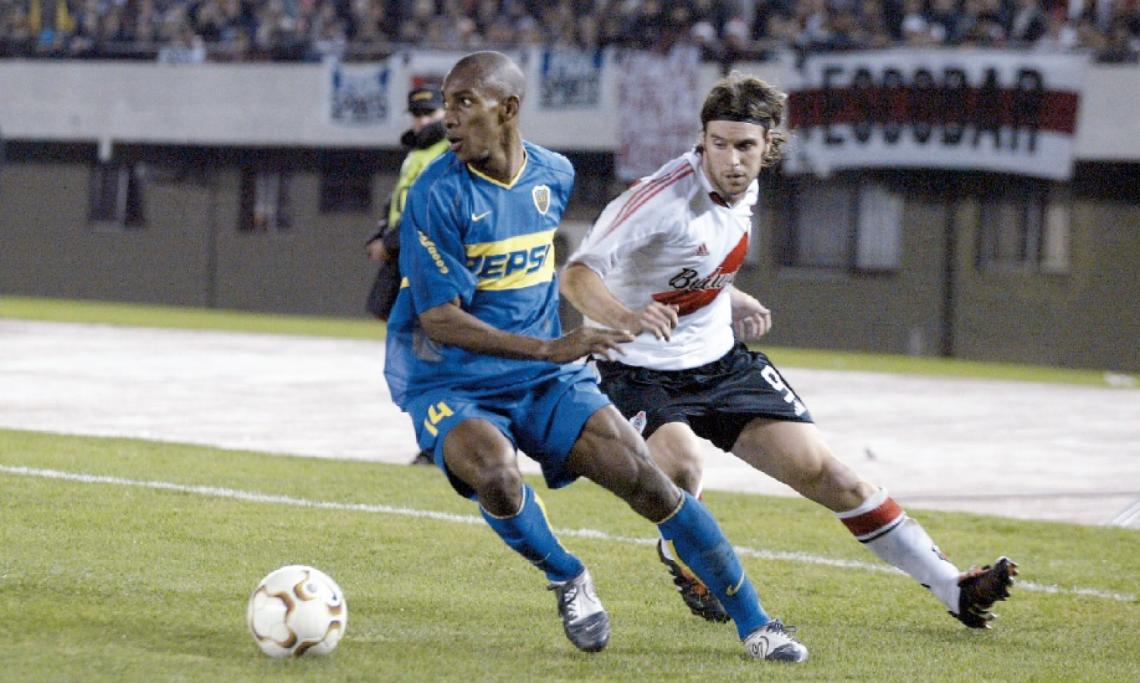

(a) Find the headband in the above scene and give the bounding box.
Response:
[707,115,772,128]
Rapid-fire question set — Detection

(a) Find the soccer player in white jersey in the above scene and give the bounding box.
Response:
[561,73,1017,629]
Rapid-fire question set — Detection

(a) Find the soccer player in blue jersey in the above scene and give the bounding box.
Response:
[383,51,807,662]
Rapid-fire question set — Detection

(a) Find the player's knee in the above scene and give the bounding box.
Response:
[647,423,705,494]
[475,462,522,500]
[461,443,518,493]
[458,447,522,512]
[672,455,703,495]
[796,450,870,509]
[444,427,518,497]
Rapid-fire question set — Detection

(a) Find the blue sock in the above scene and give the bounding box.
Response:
[657,491,769,639]
[480,484,584,583]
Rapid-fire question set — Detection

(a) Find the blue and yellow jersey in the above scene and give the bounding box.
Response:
[384,140,573,408]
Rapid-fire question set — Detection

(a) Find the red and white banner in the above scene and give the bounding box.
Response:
[782,50,1089,180]
[616,46,701,183]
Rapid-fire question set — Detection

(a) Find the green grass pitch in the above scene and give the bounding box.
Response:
[1,429,1137,682]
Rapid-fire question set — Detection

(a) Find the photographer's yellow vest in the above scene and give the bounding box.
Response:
[389,139,450,228]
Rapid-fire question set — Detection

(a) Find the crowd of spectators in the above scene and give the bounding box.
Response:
[1,0,1137,64]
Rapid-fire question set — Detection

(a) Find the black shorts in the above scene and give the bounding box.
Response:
[594,342,813,452]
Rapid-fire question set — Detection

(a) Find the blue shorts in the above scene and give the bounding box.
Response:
[405,364,612,500]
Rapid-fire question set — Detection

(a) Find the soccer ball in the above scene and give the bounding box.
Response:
[247,565,347,658]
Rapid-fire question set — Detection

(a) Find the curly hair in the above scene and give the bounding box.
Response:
[699,72,787,167]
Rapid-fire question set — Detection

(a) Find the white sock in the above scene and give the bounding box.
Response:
[837,488,962,611]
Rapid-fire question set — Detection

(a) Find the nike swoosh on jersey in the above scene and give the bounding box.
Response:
[725,575,746,596]
[471,210,492,221]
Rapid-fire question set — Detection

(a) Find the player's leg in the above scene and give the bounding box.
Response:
[733,418,1016,627]
[596,359,739,624]
[408,394,601,641]
[431,415,586,582]
[732,419,872,510]
[645,422,707,495]
[520,368,804,659]
[443,416,610,652]
[597,355,768,625]
[563,405,805,660]
[448,418,610,651]
[640,422,730,622]
[594,358,705,496]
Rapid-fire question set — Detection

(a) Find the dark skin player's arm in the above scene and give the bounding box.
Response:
[560,262,679,341]
[419,298,633,364]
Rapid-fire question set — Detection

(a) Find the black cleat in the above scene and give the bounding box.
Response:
[548,569,610,652]
[951,556,1019,628]
[656,539,731,623]
[409,450,433,466]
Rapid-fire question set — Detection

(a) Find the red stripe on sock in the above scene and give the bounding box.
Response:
[842,498,905,538]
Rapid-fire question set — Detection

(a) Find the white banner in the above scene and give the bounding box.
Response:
[539,48,605,110]
[782,49,1090,180]
[326,58,390,127]
[7,56,1140,156]
[616,46,701,182]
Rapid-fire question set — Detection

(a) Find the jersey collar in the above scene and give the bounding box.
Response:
[467,147,529,189]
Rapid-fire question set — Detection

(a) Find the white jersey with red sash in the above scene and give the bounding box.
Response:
[567,149,757,370]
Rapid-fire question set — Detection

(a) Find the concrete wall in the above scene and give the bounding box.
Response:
[0,53,628,151]
[0,148,387,315]
[0,145,616,317]
[1,158,215,306]
[211,168,396,315]
[953,193,1140,370]
[740,178,952,357]
[2,148,1136,370]
[734,170,1140,371]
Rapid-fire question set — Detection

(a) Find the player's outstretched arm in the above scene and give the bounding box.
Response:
[561,263,679,341]
[419,298,633,363]
[728,286,772,341]
[545,326,635,363]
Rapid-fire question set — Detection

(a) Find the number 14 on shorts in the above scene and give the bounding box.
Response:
[423,401,454,437]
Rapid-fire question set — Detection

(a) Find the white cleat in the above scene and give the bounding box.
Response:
[744,619,809,663]
[548,569,610,653]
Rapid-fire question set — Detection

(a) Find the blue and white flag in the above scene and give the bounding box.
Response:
[328,59,390,127]
[539,48,604,110]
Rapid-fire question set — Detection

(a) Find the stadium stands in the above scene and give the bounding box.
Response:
[0,0,1136,63]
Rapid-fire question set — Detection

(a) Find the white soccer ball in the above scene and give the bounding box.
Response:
[247,564,347,658]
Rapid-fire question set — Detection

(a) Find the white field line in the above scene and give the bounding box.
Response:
[3,464,1134,604]
[1106,498,1140,528]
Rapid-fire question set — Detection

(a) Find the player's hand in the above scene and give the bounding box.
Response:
[622,302,679,341]
[367,239,390,262]
[732,294,771,341]
[543,327,635,364]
